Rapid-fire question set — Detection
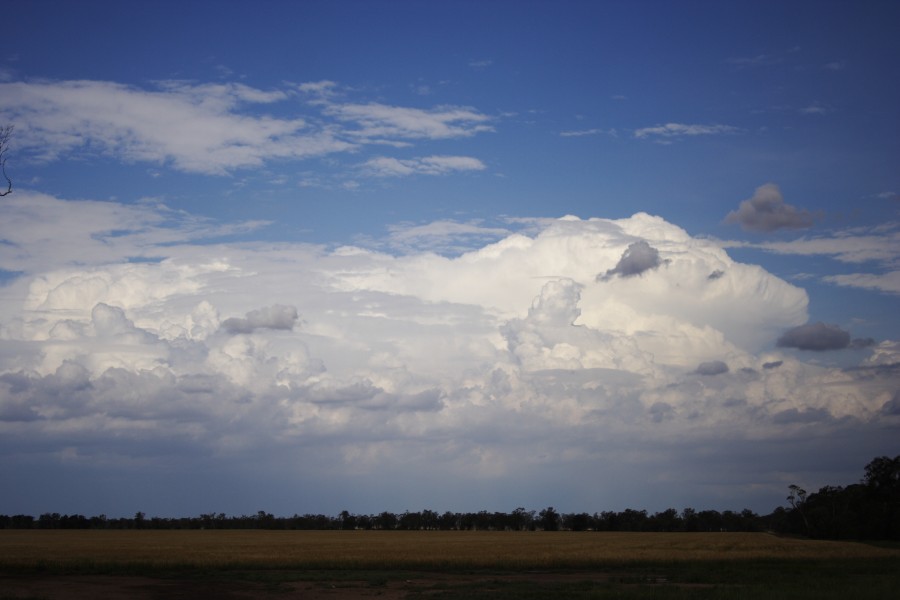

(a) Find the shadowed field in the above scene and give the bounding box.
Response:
[1,531,898,599]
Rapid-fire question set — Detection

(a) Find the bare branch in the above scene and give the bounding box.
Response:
[0,124,13,197]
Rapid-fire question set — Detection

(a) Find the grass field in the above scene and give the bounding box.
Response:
[1,531,898,599]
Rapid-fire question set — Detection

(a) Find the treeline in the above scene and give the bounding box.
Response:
[770,455,899,540]
[2,456,896,539]
[0,506,764,533]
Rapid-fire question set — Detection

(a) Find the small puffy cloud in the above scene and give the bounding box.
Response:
[633,123,739,142]
[725,183,815,232]
[598,240,666,280]
[777,322,851,351]
[762,360,783,369]
[363,155,486,177]
[695,360,729,376]
[221,305,299,334]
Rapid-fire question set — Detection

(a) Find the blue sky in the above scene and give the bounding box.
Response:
[0,0,898,518]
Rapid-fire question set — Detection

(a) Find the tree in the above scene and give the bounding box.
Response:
[538,506,560,531]
[0,125,12,197]
[787,484,810,535]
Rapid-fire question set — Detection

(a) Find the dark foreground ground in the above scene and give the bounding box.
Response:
[2,559,899,600]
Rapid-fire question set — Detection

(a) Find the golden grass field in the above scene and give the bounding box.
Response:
[1,530,897,570]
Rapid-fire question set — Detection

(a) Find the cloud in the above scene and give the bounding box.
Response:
[9,198,899,516]
[824,60,848,71]
[695,360,729,376]
[323,102,493,141]
[362,155,486,177]
[777,322,851,351]
[598,240,666,280]
[823,272,900,295]
[221,305,299,334]
[0,80,353,175]
[0,79,493,178]
[633,123,739,142]
[725,183,815,232]
[385,220,510,254]
[725,54,782,68]
[718,222,900,295]
[800,102,831,116]
[559,128,615,137]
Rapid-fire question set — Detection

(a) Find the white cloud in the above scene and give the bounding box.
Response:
[0,80,354,175]
[727,228,900,266]
[823,271,900,295]
[363,155,486,177]
[559,128,616,137]
[3,196,898,514]
[0,79,493,178]
[634,122,739,141]
[324,102,493,141]
[800,102,831,115]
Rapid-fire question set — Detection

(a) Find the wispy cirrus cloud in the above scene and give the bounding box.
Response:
[0,79,494,178]
[324,102,493,141]
[633,122,739,142]
[720,220,900,295]
[362,155,486,177]
[0,80,352,175]
[560,128,617,138]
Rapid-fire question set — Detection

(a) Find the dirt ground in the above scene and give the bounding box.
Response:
[0,571,628,600]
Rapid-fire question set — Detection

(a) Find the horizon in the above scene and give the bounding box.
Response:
[0,0,898,518]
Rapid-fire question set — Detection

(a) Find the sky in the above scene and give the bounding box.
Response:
[0,0,898,518]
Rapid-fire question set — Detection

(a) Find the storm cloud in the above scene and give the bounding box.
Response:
[1,195,896,516]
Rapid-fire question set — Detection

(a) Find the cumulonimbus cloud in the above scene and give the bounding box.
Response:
[2,197,896,515]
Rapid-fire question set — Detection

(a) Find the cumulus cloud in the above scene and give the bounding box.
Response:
[725,183,815,232]
[221,305,299,334]
[777,322,851,351]
[4,197,898,515]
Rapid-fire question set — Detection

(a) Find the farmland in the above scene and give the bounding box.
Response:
[1,531,898,599]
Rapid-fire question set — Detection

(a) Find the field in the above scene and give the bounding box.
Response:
[1,530,898,599]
